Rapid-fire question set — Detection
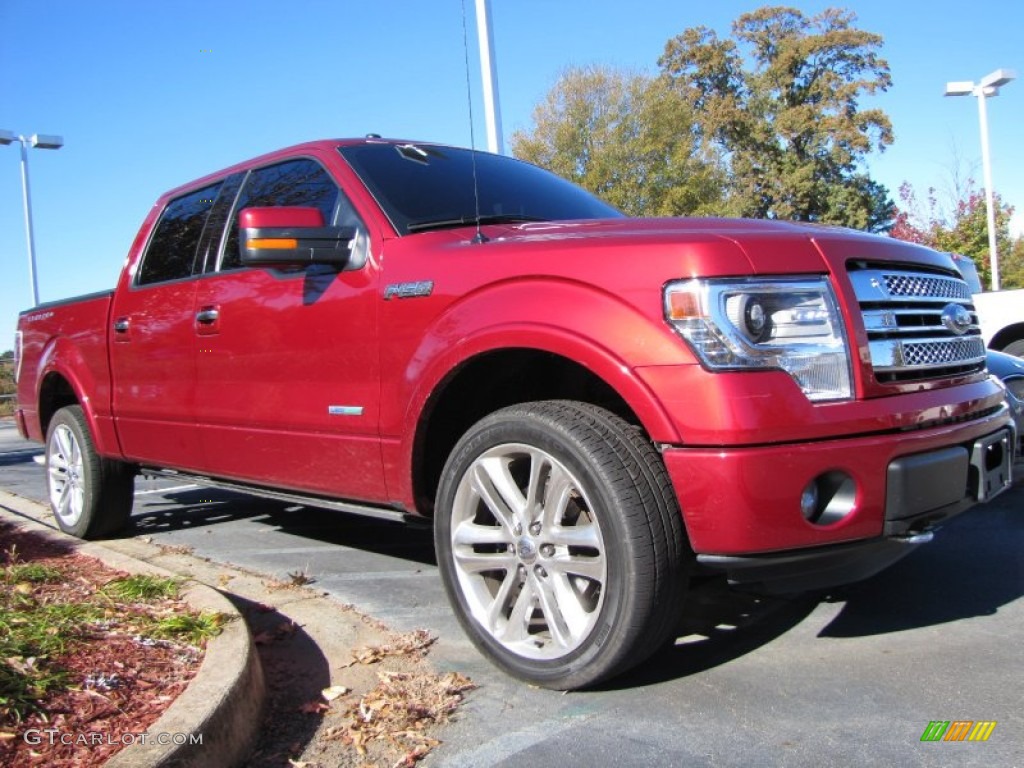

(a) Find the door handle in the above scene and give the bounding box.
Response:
[113,317,130,333]
[196,308,220,325]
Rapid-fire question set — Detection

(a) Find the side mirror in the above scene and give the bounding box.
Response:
[239,207,355,268]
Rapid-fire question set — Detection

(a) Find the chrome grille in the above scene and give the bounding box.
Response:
[883,274,971,301]
[850,265,985,382]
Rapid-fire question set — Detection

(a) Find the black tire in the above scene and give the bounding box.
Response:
[45,405,135,539]
[435,400,690,690]
[1002,338,1024,358]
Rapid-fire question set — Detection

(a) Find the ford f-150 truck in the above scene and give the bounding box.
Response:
[12,139,1016,689]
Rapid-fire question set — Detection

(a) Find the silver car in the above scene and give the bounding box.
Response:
[987,349,1024,462]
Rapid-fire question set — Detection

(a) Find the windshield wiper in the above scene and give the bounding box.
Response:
[406,214,546,233]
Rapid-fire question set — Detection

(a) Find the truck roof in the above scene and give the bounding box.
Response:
[160,137,451,200]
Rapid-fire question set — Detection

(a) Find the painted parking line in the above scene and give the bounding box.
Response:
[134,484,201,496]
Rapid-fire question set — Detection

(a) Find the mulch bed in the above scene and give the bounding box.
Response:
[0,521,204,767]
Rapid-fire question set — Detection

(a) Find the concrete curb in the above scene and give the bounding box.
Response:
[0,491,265,768]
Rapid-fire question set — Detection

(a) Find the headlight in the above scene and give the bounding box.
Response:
[664,277,853,401]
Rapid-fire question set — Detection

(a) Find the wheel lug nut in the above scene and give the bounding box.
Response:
[513,523,523,535]
[529,522,542,535]
[534,565,547,578]
[540,544,554,557]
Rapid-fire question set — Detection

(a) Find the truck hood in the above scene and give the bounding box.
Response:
[483,217,957,277]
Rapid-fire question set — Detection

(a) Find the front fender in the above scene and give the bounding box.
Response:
[381,278,694,501]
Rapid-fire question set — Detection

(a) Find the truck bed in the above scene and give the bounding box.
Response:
[16,291,114,447]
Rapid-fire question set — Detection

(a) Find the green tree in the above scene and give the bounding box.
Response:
[1002,237,1024,290]
[511,65,727,216]
[658,6,894,231]
[891,181,1022,289]
[0,349,14,417]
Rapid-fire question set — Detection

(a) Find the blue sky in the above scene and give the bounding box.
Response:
[1,0,1021,340]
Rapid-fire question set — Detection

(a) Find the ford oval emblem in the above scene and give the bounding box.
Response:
[941,303,972,336]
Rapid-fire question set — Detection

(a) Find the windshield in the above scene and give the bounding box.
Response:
[338,143,623,235]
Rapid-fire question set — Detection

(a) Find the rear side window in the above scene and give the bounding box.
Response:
[220,158,339,271]
[137,183,222,285]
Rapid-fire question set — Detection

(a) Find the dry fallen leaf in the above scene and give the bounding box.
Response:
[5,656,39,675]
[299,700,331,715]
[321,685,351,701]
[340,629,436,668]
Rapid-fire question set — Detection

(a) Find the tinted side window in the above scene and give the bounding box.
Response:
[137,183,222,285]
[221,158,339,271]
[195,173,245,274]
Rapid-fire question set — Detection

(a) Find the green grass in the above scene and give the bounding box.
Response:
[3,562,61,584]
[101,574,181,601]
[149,612,226,645]
[99,575,225,644]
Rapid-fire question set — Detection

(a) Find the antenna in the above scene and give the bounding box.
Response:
[460,0,488,244]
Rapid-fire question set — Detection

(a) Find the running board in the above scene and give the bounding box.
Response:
[139,468,421,526]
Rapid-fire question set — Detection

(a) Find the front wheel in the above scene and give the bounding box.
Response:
[46,405,135,539]
[1002,338,1024,358]
[435,401,690,690]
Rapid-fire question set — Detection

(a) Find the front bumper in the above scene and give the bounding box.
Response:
[681,422,1014,593]
[662,407,1014,587]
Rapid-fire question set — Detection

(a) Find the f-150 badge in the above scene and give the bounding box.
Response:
[384,281,434,300]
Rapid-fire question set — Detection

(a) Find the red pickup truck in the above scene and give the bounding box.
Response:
[12,139,1016,689]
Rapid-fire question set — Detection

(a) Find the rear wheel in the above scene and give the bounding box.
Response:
[435,401,690,689]
[46,405,134,539]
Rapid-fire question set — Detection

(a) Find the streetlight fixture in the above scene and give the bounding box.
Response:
[944,68,1016,291]
[0,130,65,306]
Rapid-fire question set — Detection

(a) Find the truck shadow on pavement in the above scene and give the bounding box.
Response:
[601,582,819,690]
[611,498,1022,689]
[132,487,438,566]
[132,489,278,532]
[816,502,1023,638]
[0,447,43,467]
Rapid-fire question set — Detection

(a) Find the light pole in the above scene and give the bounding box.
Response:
[0,130,64,306]
[944,69,1016,291]
[475,0,504,154]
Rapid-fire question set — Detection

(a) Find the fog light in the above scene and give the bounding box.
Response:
[800,472,857,526]
[800,484,819,520]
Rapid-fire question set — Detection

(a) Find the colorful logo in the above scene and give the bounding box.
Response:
[920,721,997,742]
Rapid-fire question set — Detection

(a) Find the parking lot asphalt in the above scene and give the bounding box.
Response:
[1,419,1021,767]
